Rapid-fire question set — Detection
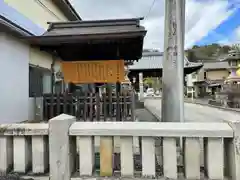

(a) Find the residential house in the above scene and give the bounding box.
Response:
[186,60,230,98]
[0,0,80,122]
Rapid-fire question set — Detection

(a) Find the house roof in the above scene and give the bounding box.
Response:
[129,52,203,70]
[0,1,45,36]
[53,0,81,21]
[0,0,81,37]
[203,61,229,70]
[0,14,33,36]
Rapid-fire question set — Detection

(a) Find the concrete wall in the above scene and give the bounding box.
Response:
[0,33,29,123]
[4,0,68,29]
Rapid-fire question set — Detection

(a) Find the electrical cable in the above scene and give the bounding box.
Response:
[144,0,157,20]
[34,0,62,21]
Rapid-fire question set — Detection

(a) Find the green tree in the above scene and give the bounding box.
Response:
[143,77,154,88]
[185,43,231,61]
[192,45,199,49]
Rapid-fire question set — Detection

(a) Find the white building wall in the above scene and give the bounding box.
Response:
[4,0,68,30]
[186,74,194,87]
[4,0,66,70]
[29,47,53,69]
[0,33,29,123]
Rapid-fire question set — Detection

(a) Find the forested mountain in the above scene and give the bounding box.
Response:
[143,44,231,62]
[185,44,231,62]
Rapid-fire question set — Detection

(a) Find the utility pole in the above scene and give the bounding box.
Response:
[162,0,185,122]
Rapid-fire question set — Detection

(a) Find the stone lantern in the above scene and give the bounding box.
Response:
[218,45,240,108]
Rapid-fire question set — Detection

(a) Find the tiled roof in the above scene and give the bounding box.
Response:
[25,18,147,61]
[203,61,229,70]
[44,18,146,37]
[129,52,202,70]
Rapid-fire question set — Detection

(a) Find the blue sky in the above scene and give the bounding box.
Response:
[195,1,240,46]
[71,0,240,50]
[2,0,239,50]
[1,0,238,50]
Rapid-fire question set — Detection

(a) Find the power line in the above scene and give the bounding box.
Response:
[34,0,62,21]
[144,0,157,20]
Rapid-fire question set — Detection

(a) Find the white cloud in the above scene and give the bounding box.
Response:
[70,0,235,50]
[236,26,240,37]
[185,0,235,48]
[217,26,240,45]
[233,26,240,43]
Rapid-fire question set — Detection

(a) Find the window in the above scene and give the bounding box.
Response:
[29,66,45,97]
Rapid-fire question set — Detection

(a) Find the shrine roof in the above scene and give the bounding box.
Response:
[24,18,147,60]
[25,18,146,45]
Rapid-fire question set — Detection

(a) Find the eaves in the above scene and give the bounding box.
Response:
[0,15,33,37]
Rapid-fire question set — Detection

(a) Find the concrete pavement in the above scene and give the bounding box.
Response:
[144,99,240,123]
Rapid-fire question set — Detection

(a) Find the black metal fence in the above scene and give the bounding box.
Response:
[43,90,136,121]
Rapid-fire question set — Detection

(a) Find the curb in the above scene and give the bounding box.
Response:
[144,103,161,121]
[144,97,240,113]
[184,99,240,113]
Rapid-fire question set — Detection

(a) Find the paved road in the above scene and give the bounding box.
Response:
[144,99,240,123]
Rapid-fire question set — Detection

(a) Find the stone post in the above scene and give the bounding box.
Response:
[49,114,76,180]
[225,120,240,180]
[139,72,144,101]
[162,0,185,122]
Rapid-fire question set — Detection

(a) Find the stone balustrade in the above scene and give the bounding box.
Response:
[0,114,239,180]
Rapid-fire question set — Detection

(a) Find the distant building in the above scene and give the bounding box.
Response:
[186,60,229,98]
[128,51,202,83]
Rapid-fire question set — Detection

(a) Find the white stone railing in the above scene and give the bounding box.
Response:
[0,114,239,180]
